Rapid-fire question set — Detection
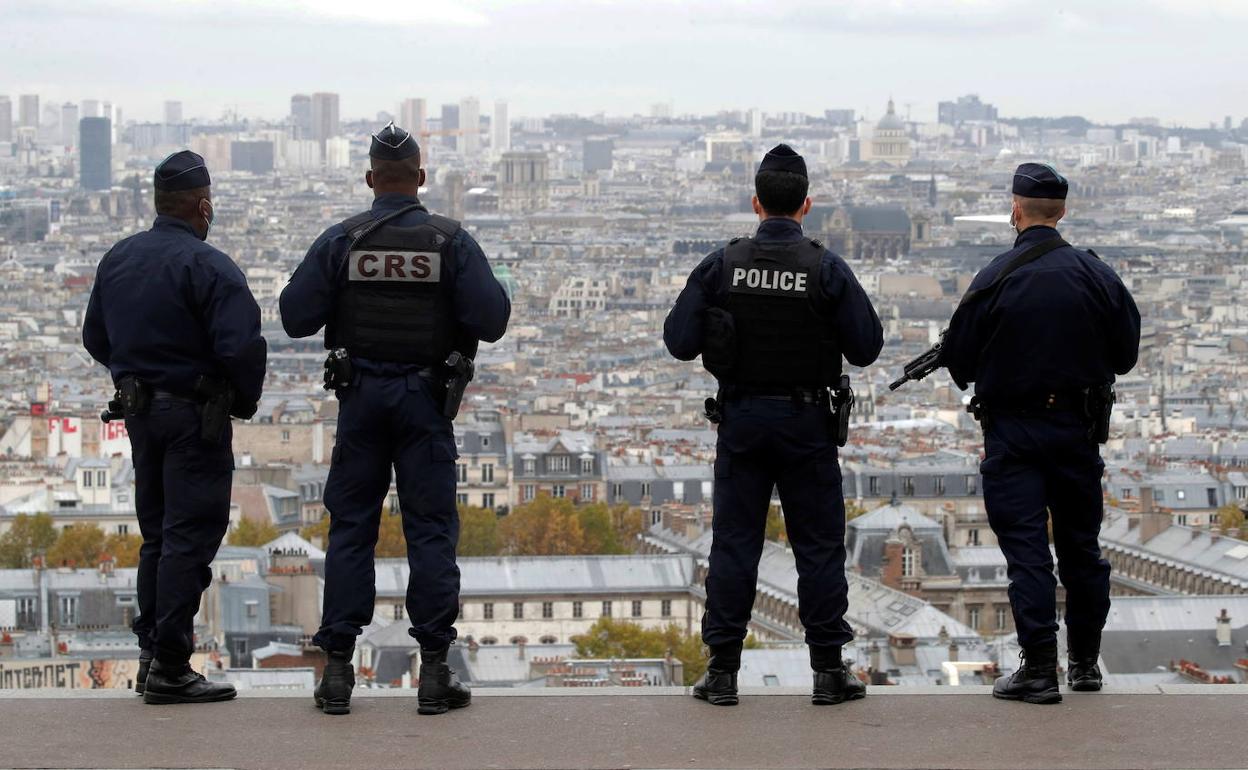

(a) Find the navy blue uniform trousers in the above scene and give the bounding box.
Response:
[980,411,1111,650]
[314,367,461,653]
[128,398,233,666]
[703,397,853,650]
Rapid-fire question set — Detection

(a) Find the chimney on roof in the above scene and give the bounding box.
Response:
[948,640,959,663]
[888,633,917,667]
[869,640,882,671]
[1216,609,1232,647]
[1140,486,1155,513]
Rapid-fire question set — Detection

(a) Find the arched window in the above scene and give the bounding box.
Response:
[540,635,558,645]
[901,548,915,577]
[480,636,498,645]
[509,635,528,645]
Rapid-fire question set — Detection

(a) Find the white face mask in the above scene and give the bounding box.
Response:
[199,199,214,240]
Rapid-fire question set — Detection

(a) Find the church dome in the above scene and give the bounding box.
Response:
[877,99,905,131]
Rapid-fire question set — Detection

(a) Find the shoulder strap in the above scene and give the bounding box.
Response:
[335,203,427,282]
[958,236,1067,308]
[426,214,461,240]
[338,211,376,240]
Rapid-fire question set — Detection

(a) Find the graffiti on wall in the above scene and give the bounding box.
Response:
[0,653,218,690]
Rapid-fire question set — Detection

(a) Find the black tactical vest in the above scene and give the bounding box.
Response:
[717,236,841,388]
[329,207,460,365]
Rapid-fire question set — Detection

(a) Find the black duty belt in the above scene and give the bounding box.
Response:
[984,390,1086,414]
[151,390,199,404]
[727,387,829,405]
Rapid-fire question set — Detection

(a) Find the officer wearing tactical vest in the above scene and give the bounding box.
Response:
[280,123,510,716]
[941,163,1140,704]
[665,144,883,707]
[83,150,267,705]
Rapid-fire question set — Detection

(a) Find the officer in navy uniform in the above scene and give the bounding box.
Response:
[942,163,1140,704]
[83,150,267,704]
[665,144,883,706]
[280,123,510,716]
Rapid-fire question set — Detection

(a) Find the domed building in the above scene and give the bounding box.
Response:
[866,98,912,167]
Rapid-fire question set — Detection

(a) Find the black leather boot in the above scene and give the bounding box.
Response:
[993,644,1061,704]
[1067,630,1103,692]
[314,649,355,715]
[810,645,866,706]
[417,646,471,715]
[142,660,237,705]
[692,643,740,706]
[135,649,153,696]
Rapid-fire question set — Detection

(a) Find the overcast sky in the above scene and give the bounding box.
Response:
[4,0,1245,126]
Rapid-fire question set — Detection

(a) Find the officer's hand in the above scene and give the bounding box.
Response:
[230,401,259,420]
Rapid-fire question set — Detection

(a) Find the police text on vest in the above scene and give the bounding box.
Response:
[348,250,442,282]
[731,267,807,293]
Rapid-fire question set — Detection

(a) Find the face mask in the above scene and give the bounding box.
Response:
[199,199,214,240]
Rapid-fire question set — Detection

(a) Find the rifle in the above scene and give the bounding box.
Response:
[889,333,944,391]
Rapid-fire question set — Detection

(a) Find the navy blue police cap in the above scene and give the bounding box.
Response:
[758,143,807,178]
[370,121,420,161]
[1012,162,1068,199]
[153,150,211,191]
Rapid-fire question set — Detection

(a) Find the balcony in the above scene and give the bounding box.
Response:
[3,685,1246,769]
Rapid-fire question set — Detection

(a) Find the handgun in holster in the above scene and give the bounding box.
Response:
[194,375,236,444]
[1084,383,1115,444]
[703,389,724,425]
[442,352,475,420]
[830,375,855,447]
[323,349,354,392]
[101,375,152,423]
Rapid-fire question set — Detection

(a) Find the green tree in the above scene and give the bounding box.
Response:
[1217,503,1247,535]
[104,532,143,568]
[571,617,710,686]
[845,499,867,521]
[577,503,644,554]
[47,524,107,568]
[227,517,279,547]
[458,505,501,556]
[0,513,58,568]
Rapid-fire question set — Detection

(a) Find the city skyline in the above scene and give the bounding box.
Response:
[3,0,1246,126]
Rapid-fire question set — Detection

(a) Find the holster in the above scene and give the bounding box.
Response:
[323,349,354,392]
[830,375,854,447]
[1084,384,1115,444]
[442,352,475,420]
[704,390,724,425]
[194,376,235,444]
[967,396,992,432]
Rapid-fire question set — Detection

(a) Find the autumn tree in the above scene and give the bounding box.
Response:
[578,503,644,554]
[572,618,714,686]
[104,532,143,568]
[47,524,106,568]
[1217,503,1247,535]
[499,496,586,555]
[458,505,501,556]
[300,516,331,549]
[375,511,406,557]
[227,517,279,547]
[765,506,787,543]
[0,513,58,568]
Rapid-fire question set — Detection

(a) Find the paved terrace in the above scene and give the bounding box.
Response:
[2,686,1246,770]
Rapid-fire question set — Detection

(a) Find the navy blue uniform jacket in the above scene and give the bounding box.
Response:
[280,194,510,346]
[941,225,1140,400]
[82,216,267,405]
[663,218,883,368]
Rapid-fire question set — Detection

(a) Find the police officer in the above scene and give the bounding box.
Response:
[942,163,1140,704]
[665,144,883,706]
[83,150,267,704]
[280,123,510,716]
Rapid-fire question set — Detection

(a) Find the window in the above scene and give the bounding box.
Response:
[509,635,527,645]
[522,484,536,502]
[82,472,93,488]
[17,597,36,626]
[393,603,405,620]
[901,548,915,577]
[234,638,248,658]
[601,601,612,617]
[1207,488,1218,507]
[902,476,915,496]
[572,601,583,618]
[701,480,712,498]
[966,475,978,495]
[523,458,535,475]
[540,635,557,644]
[763,675,780,687]
[631,600,642,617]
[967,528,980,546]
[1176,489,1186,501]
[552,484,566,499]
[934,477,944,496]
[513,602,524,619]
[1176,514,1188,526]
[542,602,553,619]
[457,464,468,483]
[611,483,623,501]
[483,602,494,620]
[580,483,594,501]
[641,482,652,498]
[1122,487,1134,500]
[96,470,107,487]
[281,430,290,442]
[995,606,1008,631]
[456,493,469,506]
[59,596,78,626]
[581,457,594,474]
[480,636,498,645]
[673,481,685,501]
[548,455,571,473]
[482,463,494,483]
[246,600,259,618]
[968,606,981,629]
[481,436,490,448]
[117,524,129,536]
[482,493,495,509]
[661,600,672,617]
[869,476,880,495]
